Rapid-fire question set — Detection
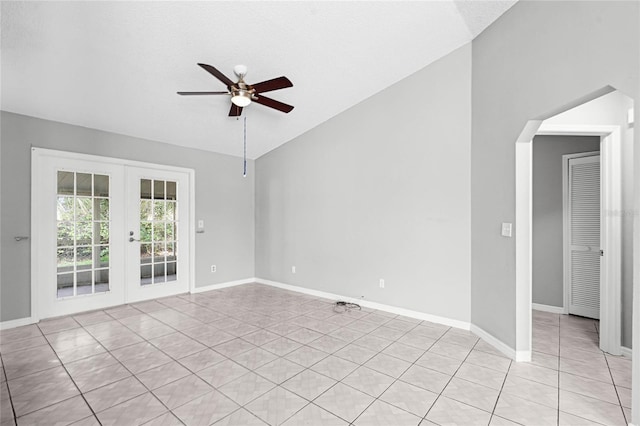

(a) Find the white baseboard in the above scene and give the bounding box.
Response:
[620,346,632,359]
[470,324,527,361]
[515,350,532,362]
[0,316,37,331]
[255,278,471,331]
[191,278,257,294]
[532,303,565,314]
[200,278,521,363]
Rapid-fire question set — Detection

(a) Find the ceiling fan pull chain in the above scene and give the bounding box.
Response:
[243,116,247,177]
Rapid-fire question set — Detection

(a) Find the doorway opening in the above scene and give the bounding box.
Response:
[515,89,635,362]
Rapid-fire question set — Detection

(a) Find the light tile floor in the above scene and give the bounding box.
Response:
[0,284,632,425]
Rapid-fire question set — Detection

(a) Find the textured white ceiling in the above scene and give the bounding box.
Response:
[1,1,516,159]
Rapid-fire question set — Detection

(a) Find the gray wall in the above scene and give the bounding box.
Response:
[0,112,255,322]
[532,135,600,307]
[471,0,639,348]
[256,44,472,322]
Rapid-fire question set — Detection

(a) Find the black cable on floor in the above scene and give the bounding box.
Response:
[333,300,361,313]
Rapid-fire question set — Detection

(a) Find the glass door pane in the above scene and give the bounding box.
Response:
[139,179,178,286]
[56,171,110,298]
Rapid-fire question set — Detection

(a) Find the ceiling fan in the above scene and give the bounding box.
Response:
[178,64,294,117]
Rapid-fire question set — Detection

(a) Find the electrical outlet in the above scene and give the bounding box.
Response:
[379,279,385,288]
[292,266,296,274]
[211,265,216,273]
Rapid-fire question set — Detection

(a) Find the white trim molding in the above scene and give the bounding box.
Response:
[532,303,565,315]
[191,278,257,293]
[256,278,471,330]
[469,324,530,361]
[0,316,37,331]
[515,135,534,357]
[620,346,632,359]
[201,278,527,361]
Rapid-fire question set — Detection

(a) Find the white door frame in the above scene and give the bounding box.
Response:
[31,148,196,321]
[515,124,622,359]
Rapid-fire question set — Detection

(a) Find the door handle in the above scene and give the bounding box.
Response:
[129,231,140,242]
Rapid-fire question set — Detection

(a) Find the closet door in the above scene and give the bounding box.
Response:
[567,155,601,319]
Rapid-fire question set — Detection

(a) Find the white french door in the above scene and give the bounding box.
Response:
[32,149,192,319]
[125,167,190,303]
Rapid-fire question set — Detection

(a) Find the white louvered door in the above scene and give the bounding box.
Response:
[568,155,601,319]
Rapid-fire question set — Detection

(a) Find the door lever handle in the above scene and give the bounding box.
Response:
[129,237,140,242]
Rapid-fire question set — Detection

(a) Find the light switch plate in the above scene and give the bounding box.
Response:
[501,222,513,237]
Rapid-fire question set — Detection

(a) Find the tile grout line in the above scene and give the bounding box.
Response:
[6,288,627,426]
[9,298,480,424]
[487,355,514,425]
[98,304,204,425]
[346,318,437,425]
[419,330,481,424]
[110,300,242,424]
[150,294,358,424]
[7,293,406,425]
[199,295,348,424]
[0,352,19,426]
[230,307,436,424]
[34,320,103,425]
[51,307,180,424]
[603,353,629,425]
[244,309,414,424]
[44,304,188,424]
[206,294,504,425]
[2,302,273,426]
[86,301,226,424]
[593,309,629,426]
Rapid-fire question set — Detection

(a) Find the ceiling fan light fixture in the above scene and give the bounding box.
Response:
[231,89,252,107]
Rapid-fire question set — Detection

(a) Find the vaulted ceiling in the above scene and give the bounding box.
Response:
[1,1,516,159]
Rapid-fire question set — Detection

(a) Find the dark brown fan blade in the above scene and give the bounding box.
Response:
[229,104,243,117]
[251,76,293,94]
[253,95,294,113]
[198,63,235,88]
[177,91,229,95]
